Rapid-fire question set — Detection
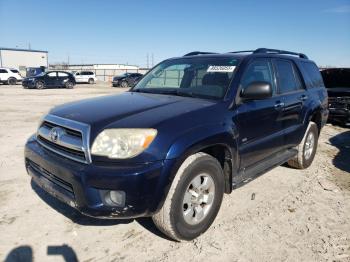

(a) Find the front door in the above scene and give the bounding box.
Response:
[235,58,285,169]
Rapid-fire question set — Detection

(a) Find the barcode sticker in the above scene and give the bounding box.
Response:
[207,66,236,72]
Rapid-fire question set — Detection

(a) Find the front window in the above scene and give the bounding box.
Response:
[133,57,239,99]
[10,69,19,73]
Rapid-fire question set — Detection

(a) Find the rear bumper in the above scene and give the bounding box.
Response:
[25,135,175,218]
[328,107,350,124]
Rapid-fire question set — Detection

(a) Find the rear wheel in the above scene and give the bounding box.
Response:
[152,152,224,241]
[287,122,318,169]
[36,81,44,89]
[8,78,17,85]
[88,78,94,84]
[65,81,74,89]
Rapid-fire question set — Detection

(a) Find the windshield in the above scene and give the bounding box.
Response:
[321,68,350,88]
[133,57,239,99]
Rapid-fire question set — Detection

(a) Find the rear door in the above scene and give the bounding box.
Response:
[45,72,58,87]
[75,72,83,82]
[236,58,285,168]
[57,72,70,87]
[273,59,307,148]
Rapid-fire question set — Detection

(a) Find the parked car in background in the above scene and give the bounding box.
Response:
[321,68,350,126]
[74,71,97,84]
[25,48,328,241]
[112,72,143,87]
[0,67,23,85]
[26,66,46,77]
[22,71,76,89]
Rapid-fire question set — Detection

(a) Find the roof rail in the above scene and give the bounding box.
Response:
[183,51,217,56]
[228,50,255,54]
[253,48,308,59]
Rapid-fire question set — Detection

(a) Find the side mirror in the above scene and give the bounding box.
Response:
[240,81,272,100]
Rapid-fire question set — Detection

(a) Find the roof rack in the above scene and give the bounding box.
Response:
[183,51,217,56]
[253,48,308,59]
[228,50,255,54]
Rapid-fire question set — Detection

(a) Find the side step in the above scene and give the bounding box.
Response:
[233,148,297,189]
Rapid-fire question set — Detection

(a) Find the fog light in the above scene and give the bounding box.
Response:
[103,190,125,207]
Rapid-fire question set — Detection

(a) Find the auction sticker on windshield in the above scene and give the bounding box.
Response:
[207,65,236,72]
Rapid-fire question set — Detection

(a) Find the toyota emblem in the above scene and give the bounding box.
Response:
[49,127,64,143]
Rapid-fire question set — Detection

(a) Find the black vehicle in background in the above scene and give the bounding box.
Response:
[22,71,76,89]
[321,68,350,126]
[112,72,143,88]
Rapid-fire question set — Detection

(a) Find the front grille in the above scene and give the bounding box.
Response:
[27,159,74,194]
[36,114,91,164]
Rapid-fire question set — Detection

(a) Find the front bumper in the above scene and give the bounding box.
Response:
[112,80,120,86]
[25,135,174,218]
[22,80,35,88]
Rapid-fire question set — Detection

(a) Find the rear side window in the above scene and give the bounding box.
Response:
[58,72,69,77]
[240,59,275,93]
[274,60,300,94]
[300,62,324,88]
[0,69,8,73]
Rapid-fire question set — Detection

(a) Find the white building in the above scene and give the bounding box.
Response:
[0,47,48,74]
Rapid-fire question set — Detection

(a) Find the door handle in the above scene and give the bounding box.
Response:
[300,95,308,101]
[274,102,285,109]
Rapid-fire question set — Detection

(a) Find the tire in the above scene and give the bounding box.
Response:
[65,81,74,89]
[152,152,224,241]
[8,78,17,85]
[88,78,94,84]
[36,81,44,89]
[287,122,318,169]
[121,81,128,88]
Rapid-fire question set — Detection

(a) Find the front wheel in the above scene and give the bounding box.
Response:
[88,78,94,84]
[287,122,318,169]
[152,152,224,241]
[121,81,128,88]
[36,81,44,89]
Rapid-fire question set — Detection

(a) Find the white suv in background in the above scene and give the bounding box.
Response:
[73,71,97,84]
[0,67,23,85]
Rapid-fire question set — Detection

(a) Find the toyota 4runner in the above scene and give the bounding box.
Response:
[24,48,328,241]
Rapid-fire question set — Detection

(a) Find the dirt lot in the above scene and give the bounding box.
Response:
[0,83,349,262]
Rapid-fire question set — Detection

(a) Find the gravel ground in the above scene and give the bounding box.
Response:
[0,83,349,262]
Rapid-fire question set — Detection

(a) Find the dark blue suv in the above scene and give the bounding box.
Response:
[24,48,328,241]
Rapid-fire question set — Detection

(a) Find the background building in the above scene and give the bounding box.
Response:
[0,47,48,75]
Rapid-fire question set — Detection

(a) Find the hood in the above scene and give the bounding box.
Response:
[49,92,219,136]
[113,76,126,80]
[327,87,350,97]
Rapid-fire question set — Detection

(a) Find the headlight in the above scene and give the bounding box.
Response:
[91,129,157,159]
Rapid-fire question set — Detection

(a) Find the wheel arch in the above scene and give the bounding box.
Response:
[151,128,239,214]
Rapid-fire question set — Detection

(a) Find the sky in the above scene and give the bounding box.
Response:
[0,0,349,67]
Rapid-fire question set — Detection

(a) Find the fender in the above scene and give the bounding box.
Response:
[149,122,239,213]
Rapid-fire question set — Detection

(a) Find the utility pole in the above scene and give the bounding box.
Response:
[28,43,31,50]
[146,53,149,68]
[151,53,154,67]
